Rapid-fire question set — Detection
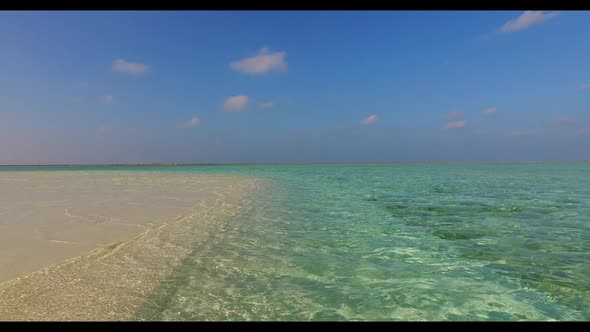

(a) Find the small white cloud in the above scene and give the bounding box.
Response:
[576,128,590,136]
[446,111,464,119]
[223,95,250,111]
[443,120,467,130]
[481,107,497,115]
[177,117,200,128]
[578,83,590,90]
[500,11,559,33]
[112,59,148,75]
[361,114,379,126]
[230,47,287,75]
[101,95,114,104]
[259,101,274,109]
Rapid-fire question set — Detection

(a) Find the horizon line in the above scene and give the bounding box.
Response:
[1,160,589,167]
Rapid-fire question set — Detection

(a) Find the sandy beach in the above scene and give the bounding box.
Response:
[0,170,264,320]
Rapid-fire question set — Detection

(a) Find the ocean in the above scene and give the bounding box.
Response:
[1,163,589,320]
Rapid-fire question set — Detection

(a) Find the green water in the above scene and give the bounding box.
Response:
[4,163,590,320]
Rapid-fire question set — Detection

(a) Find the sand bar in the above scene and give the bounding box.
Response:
[0,170,264,320]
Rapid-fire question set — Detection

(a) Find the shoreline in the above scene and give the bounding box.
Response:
[0,171,266,320]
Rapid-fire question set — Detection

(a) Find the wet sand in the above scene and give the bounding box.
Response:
[0,170,264,320]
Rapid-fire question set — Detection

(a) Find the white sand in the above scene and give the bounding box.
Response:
[0,170,264,320]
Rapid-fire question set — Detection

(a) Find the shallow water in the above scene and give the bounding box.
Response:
[0,171,262,320]
[3,163,590,320]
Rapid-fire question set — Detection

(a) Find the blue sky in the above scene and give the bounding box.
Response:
[1,11,589,164]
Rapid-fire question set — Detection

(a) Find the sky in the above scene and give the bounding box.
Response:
[1,11,590,164]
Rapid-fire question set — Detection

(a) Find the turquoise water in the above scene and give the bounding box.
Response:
[3,163,590,320]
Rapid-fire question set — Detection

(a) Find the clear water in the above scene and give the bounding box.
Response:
[3,163,590,320]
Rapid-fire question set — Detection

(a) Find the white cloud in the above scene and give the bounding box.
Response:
[230,47,287,74]
[481,107,497,115]
[446,111,464,119]
[361,114,379,126]
[578,83,590,90]
[259,101,274,109]
[101,95,114,104]
[576,128,590,136]
[223,95,250,111]
[112,59,148,75]
[177,117,200,128]
[500,11,559,33]
[444,120,467,129]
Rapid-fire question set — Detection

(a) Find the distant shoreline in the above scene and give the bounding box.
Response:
[1,160,589,167]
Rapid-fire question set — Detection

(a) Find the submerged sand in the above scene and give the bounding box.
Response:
[0,170,264,321]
